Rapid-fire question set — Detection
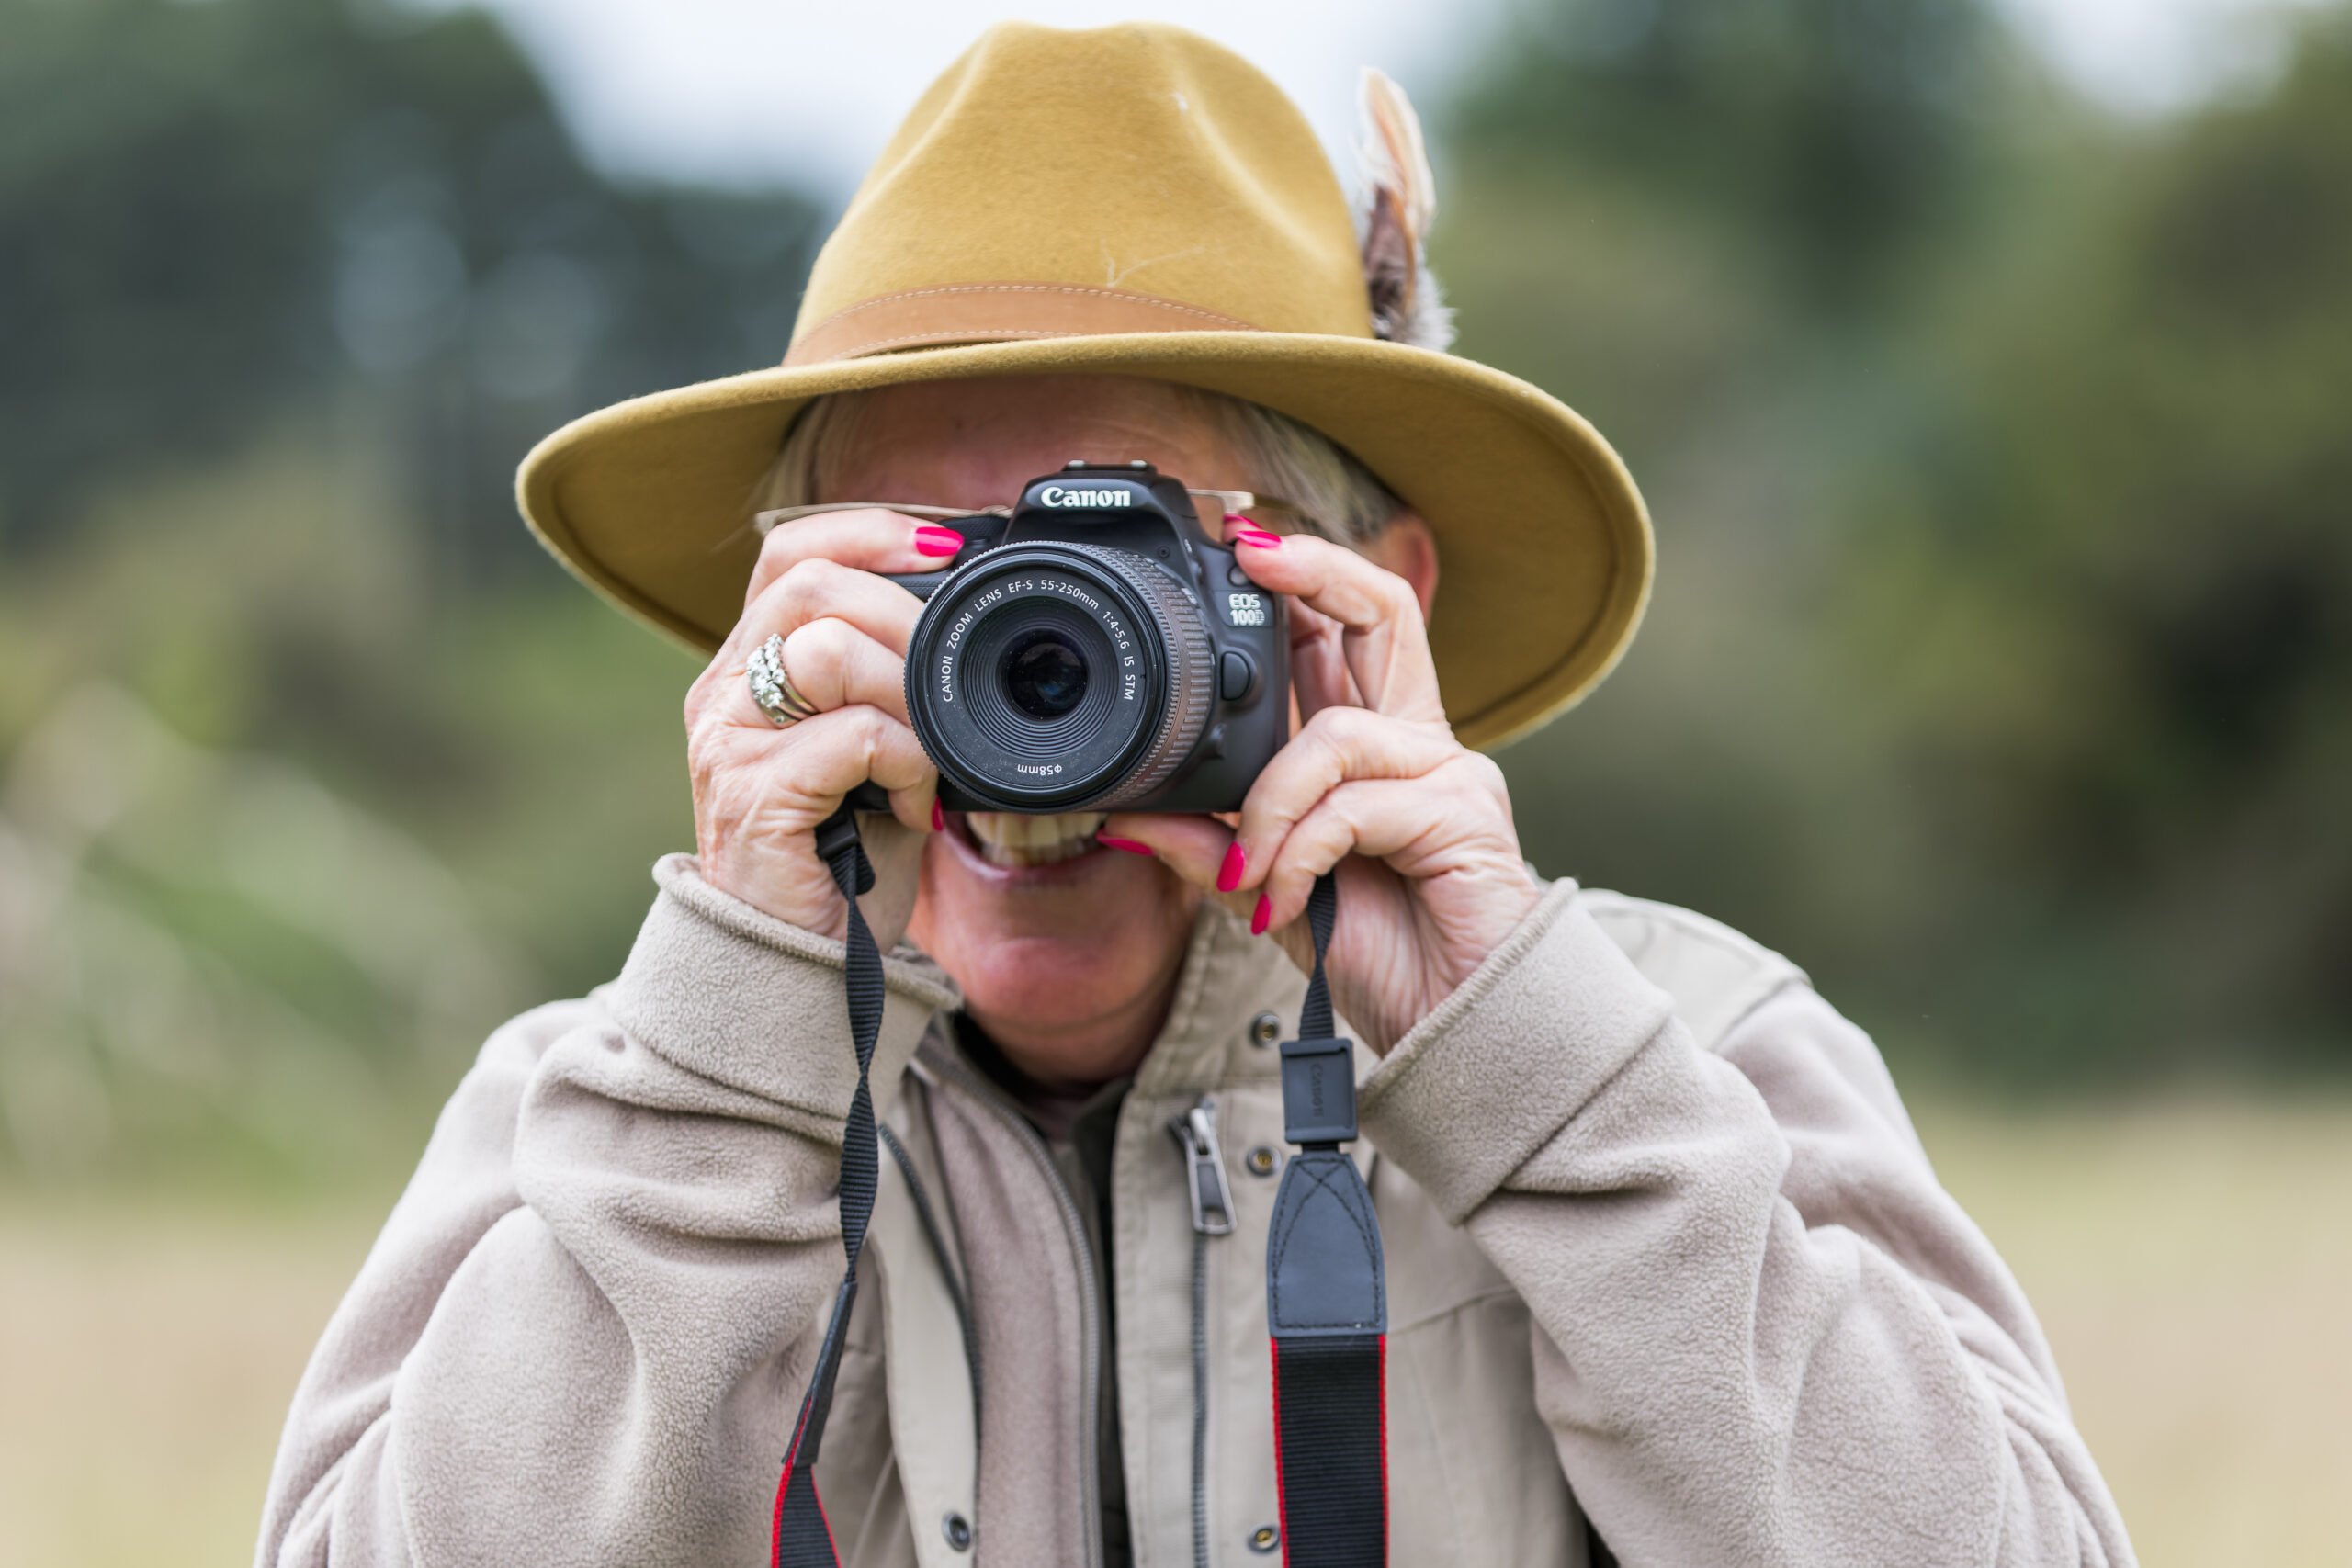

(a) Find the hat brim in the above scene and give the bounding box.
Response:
[515,331,1651,751]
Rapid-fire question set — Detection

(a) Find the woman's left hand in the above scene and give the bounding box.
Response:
[1099,530,1540,1055]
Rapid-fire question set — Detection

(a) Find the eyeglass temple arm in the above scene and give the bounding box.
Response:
[752,502,1004,536]
[752,491,1261,537]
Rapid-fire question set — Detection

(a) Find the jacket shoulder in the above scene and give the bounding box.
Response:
[1577,888,1809,1053]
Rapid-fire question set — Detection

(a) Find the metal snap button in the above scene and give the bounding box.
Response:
[1246,1145,1279,1178]
[943,1511,973,1551]
[1249,1524,1281,1553]
[1250,1010,1281,1047]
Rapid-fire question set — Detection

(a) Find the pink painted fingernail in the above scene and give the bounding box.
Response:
[1250,893,1272,936]
[1216,841,1247,893]
[914,525,963,558]
[1236,530,1282,549]
[931,798,945,833]
[1096,834,1155,855]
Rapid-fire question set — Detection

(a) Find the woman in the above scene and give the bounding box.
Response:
[259,22,2133,1568]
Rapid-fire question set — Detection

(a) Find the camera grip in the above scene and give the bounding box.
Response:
[880,513,1003,603]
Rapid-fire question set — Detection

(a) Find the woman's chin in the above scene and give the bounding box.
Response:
[911,814,1202,1049]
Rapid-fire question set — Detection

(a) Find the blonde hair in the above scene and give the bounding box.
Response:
[755,382,1405,545]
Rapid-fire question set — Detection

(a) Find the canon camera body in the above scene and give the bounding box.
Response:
[886,462,1288,814]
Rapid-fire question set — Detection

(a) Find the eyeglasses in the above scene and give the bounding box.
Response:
[752,489,1316,538]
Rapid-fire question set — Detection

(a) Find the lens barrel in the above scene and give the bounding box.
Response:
[904,542,1215,810]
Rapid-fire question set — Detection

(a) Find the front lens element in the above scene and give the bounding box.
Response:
[1002,630,1089,720]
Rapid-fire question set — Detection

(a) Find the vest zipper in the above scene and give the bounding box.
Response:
[1168,1096,1234,1568]
[932,1051,1107,1568]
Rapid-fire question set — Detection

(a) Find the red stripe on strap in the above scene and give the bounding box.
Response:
[1270,1337,1292,1568]
[773,1403,815,1568]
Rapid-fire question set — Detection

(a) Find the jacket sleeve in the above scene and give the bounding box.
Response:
[1355,880,2134,1568]
[254,853,958,1568]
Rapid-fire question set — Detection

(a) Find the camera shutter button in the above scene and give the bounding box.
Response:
[1217,650,1256,702]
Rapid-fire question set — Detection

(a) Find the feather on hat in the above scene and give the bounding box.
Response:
[1358,69,1454,354]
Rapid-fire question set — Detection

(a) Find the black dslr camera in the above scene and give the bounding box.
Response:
[884,461,1289,813]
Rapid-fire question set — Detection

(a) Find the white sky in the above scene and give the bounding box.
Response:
[416,0,2337,195]
[1999,0,2333,115]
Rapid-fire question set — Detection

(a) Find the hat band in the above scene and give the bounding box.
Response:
[783,282,1260,367]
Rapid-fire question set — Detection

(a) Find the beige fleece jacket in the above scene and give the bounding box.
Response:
[256,855,2134,1567]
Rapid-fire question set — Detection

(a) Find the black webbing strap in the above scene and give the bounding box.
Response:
[774,831,1390,1567]
[1267,871,1387,1567]
[771,799,883,1568]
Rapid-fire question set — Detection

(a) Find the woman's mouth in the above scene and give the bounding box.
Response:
[960,810,1107,868]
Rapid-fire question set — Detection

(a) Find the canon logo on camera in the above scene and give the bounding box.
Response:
[1037,485,1134,508]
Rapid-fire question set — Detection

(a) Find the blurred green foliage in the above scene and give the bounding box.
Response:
[1,0,2346,1188]
[1837,21,2352,1075]
[0,0,820,568]
[0,0,775,1186]
[1454,0,2352,1081]
[1452,0,2012,311]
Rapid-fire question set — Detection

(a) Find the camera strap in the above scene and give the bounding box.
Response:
[770,801,882,1568]
[772,809,1388,1568]
[1266,869,1388,1568]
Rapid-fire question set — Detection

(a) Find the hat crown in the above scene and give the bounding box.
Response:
[792,22,1374,355]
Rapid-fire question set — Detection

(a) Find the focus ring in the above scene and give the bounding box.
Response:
[1076,546,1216,809]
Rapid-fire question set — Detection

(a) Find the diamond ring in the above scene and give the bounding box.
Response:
[746,634,820,728]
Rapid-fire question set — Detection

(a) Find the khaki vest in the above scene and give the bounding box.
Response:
[814,891,1804,1568]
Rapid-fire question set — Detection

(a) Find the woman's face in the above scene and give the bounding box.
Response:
[826,377,1253,1086]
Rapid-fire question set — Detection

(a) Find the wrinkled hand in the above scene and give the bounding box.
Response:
[684,512,950,947]
[1101,531,1540,1054]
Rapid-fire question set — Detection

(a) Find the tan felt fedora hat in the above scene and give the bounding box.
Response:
[515,20,1652,750]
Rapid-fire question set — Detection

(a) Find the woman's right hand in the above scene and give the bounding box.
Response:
[683,510,961,946]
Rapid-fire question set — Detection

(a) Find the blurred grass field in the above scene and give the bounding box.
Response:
[3,1092,2346,1568]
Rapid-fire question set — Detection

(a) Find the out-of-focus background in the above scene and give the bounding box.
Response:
[2,0,2347,1561]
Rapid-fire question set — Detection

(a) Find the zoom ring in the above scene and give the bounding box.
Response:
[1071,545,1216,810]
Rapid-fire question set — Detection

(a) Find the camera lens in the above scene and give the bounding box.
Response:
[903,542,1216,810]
[1001,630,1089,719]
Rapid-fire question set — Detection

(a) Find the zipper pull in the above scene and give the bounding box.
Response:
[1169,1097,1236,1236]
